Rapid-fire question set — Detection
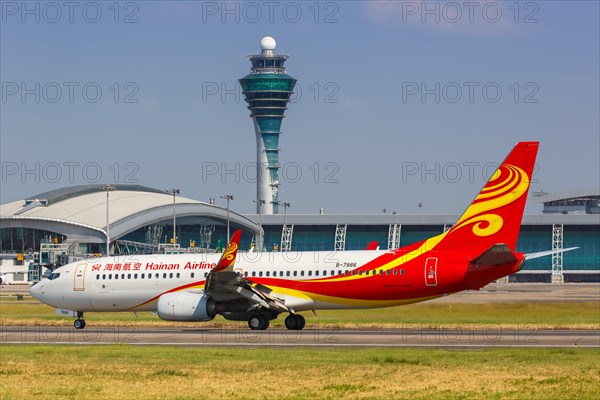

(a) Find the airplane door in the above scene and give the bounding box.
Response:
[74,263,87,291]
[424,257,438,287]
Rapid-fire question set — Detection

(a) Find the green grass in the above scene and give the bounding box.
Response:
[0,346,598,399]
[1,300,599,329]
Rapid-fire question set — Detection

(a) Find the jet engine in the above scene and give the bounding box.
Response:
[157,292,216,321]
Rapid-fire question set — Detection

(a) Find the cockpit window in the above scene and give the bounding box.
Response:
[48,273,60,280]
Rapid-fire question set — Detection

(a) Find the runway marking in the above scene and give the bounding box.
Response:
[2,341,599,348]
[2,326,598,348]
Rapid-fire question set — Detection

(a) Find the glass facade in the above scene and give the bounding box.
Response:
[259,223,599,271]
[2,222,597,271]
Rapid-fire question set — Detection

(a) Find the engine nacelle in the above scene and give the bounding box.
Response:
[157,292,216,322]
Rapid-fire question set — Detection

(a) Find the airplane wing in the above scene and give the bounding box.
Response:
[525,247,579,260]
[203,230,289,312]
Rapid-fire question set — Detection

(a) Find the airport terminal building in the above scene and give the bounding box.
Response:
[1,185,598,283]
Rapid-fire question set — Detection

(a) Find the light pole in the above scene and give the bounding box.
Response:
[166,189,180,246]
[101,185,115,256]
[279,201,290,226]
[254,199,265,251]
[220,194,234,240]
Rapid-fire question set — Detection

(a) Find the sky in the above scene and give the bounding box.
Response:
[1,0,599,215]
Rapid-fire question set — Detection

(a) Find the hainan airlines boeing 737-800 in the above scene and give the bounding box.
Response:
[30,142,572,331]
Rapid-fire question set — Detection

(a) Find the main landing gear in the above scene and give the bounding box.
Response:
[74,312,86,329]
[284,314,305,330]
[248,314,270,330]
[247,313,306,330]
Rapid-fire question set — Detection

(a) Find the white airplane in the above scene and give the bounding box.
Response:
[29,142,577,331]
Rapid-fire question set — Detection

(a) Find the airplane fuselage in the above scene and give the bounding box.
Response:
[30,245,522,314]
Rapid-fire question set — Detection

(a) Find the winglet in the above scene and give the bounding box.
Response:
[213,230,242,272]
[366,241,379,250]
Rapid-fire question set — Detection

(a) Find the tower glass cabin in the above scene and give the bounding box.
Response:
[239,37,297,214]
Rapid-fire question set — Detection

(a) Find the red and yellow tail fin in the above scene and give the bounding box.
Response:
[213,230,242,272]
[445,142,539,252]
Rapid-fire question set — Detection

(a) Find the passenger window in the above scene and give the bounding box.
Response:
[163,273,167,279]
[109,274,112,279]
[338,271,342,276]
[359,270,363,276]
[128,274,132,279]
[315,271,319,276]
[365,270,369,276]
[266,271,270,277]
[141,274,144,279]
[286,271,290,277]
[155,273,159,278]
[393,270,398,275]
[300,271,304,277]
[176,273,180,278]
[204,272,208,278]
[244,272,248,277]
[252,271,256,277]
[191,273,195,279]
[115,274,119,280]
[121,274,125,279]
[400,269,405,275]
[96,275,99,280]
[293,271,297,277]
[102,274,106,280]
[280,271,284,277]
[308,271,312,277]
[386,270,390,275]
[259,271,263,277]
[169,273,173,279]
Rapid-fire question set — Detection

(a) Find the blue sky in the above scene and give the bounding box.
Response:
[1,1,598,215]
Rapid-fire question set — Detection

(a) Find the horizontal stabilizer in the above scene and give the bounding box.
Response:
[470,244,518,269]
[525,247,579,260]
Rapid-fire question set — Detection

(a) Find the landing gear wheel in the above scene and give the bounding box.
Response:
[285,314,305,330]
[248,314,269,330]
[296,314,305,330]
[74,319,86,330]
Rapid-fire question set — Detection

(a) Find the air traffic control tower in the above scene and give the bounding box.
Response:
[240,37,297,214]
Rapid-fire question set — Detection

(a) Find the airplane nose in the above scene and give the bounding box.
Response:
[29,282,43,300]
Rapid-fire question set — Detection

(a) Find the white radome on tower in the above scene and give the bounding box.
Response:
[260,36,276,51]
